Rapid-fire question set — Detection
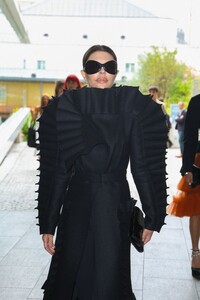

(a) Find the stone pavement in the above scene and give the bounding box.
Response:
[0,142,199,300]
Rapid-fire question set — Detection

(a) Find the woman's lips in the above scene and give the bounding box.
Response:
[96,77,108,83]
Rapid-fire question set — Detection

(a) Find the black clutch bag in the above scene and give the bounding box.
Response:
[129,199,144,253]
[191,165,200,188]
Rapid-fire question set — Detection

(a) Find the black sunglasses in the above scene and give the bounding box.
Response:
[84,60,118,75]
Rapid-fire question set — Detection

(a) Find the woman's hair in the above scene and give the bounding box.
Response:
[41,93,50,107]
[35,93,50,117]
[54,80,64,97]
[64,74,81,89]
[82,45,117,68]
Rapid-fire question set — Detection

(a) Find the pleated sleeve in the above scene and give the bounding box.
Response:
[130,91,168,232]
[36,98,72,235]
[36,91,104,235]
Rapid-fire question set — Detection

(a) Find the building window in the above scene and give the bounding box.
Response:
[125,63,135,73]
[37,60,46,70]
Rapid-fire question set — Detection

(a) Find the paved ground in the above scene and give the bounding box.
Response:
[0,141,199,300]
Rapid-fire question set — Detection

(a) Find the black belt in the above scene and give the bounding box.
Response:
[73,170,126,183]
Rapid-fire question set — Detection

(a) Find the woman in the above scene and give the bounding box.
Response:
[28,93,50,149]
[37,45,168,300]
[54,80,65,97]
[64,74,81,90]
[32,93,50,121]
[168,95,200,279]
[175,101,187,158]
[54,75,81,98]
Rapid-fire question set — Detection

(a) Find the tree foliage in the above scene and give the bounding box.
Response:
[130,46,193,108]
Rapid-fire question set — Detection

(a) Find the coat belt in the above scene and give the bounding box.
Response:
[73,170,126,183]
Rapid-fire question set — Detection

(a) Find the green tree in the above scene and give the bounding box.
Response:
[129,46,193,109]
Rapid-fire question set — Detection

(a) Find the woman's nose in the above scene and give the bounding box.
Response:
[99,66,106,73]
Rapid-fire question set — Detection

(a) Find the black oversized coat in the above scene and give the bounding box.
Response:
[181,94,200,174]
[36,86,167,300]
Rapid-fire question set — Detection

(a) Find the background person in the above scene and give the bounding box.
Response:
[63,74,81,90]
[148,85,166,114]
[54,75,81,99]
[148,87,171,148]
[159,97,173,148]
[31,93,50,123]
[168,94,200,279]
[37,45,168,299]
[148,85,162,104]
[31,93,50,150]
[175,101,187,158]
[54,79,64,97]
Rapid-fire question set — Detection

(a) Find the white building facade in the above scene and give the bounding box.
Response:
[0,0,196,82]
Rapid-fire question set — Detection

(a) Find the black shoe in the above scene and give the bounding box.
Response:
[191,250,200,279]
[192,267,200,279]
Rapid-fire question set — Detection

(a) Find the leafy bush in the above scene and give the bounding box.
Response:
[22,114,32,141]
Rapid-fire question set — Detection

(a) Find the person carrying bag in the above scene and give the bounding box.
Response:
[27,118,37,148]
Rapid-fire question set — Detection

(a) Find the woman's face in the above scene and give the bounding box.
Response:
[41,96,49,106]
[66,80,79,90]
[58,85,64,96]
[81,51,118,89]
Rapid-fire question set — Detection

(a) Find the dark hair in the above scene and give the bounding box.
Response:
[54,80,64,97]
[82,45,117,68]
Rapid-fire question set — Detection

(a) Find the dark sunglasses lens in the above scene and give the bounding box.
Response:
[104,61,118,74]
[84,61,100,74]
[84,60,118,75]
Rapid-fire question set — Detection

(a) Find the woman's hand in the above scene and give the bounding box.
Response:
[185,172,193,186]
[142,229,154,245]
[42,234,55,255]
